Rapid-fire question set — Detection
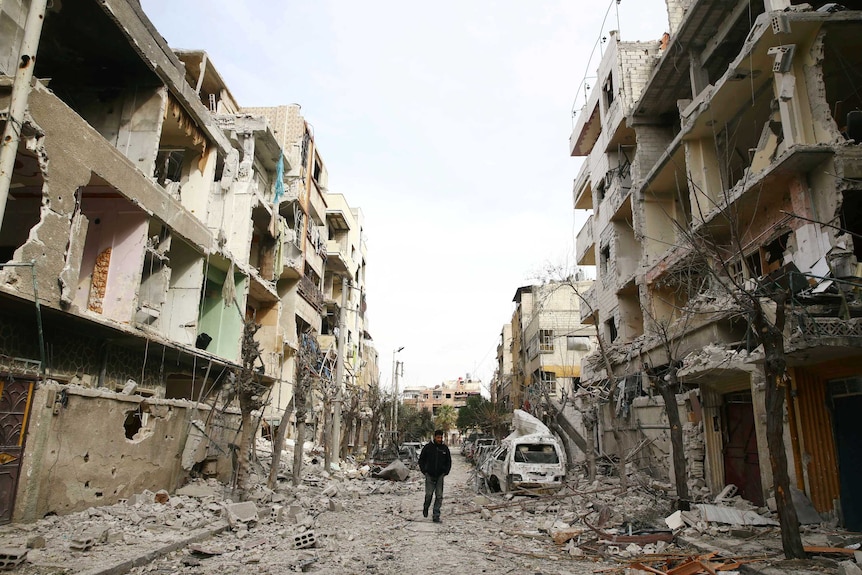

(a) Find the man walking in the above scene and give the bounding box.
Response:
[418,429,452,523]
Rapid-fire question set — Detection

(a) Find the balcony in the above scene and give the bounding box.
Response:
[576,216,595,266]
[573,162,593,210]
[579,284,597,325]
[297,275,324,313]
[307,179,328,225]
[326,239,352,274]
[570,98,601,157]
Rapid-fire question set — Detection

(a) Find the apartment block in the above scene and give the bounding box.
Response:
[402,376,482,416]
[0,0,371,521]
[572,0,862,528]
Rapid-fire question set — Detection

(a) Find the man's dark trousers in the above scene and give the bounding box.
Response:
[424,474,444,520]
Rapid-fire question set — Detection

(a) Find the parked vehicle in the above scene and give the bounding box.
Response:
[468,437,497,464]
[479,410,566,494]
[461,432,481,456]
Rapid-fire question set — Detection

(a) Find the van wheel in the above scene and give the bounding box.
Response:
[488,476,502,493]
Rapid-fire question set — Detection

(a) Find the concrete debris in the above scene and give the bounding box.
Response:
[373,459,409,481]
[224,502,259,529]
[791,486,824,525]
[0,547,27,571]
[696,504,780,526]
[840,560,862,575]
[290,530,317,549]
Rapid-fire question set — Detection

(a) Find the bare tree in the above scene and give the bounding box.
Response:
[292,331,321,487]
[234,319,269,493]
[266,395,294,489]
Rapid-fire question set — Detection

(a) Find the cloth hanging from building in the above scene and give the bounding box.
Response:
[273,151,285,204]
[222,262,236,307]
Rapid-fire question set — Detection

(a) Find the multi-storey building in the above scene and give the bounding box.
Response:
[572,0,862,529]
[496,281,596,461]
[493,324,513,408]
[402,376,482,416]
[0,0,371,522]
[500,282,595,411]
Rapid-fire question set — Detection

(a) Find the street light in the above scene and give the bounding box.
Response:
[391,346,404,435]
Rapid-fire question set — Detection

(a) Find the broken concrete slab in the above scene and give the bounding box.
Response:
[374,460,409,481]
[224,502,259,528]
[790,486,822,525]
[696,504,779,526]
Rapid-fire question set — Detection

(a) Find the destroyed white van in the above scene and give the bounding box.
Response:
[479,410,566,494]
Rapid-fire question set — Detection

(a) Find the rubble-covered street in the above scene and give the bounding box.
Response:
[0,442,858,575]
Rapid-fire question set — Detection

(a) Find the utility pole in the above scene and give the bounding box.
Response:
[331,276,348,467]
[393,359,402,438]
[390,346,404,435]
[0,0,48,230]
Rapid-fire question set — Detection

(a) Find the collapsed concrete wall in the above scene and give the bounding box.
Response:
[15,381,240,522]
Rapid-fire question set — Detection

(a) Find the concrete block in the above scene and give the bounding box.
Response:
[839,560,862,575]
[225,501,259,528]
[70,536,95,551]
[328,499,343,512]
[0,547,27,570]
[321,484,338,497]
[855,550,862,565]
[25,536,45,549]
[291,530,316,549]
[665,510,684,530]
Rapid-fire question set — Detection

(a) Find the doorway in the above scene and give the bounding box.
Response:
[829,377,862,531]
[0,377,36,523]
[722,391,764,506]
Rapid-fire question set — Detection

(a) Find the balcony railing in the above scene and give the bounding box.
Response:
[297,275,324,312]
[576,215,595,266]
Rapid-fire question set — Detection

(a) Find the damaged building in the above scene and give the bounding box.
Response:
[494,280,597,464]
[571,0,862,529]
[0,0,374,522]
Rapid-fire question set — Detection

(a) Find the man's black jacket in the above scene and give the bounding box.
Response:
[418,440,451,478]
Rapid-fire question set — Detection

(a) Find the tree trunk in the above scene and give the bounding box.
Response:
[292,416,305,487]
[757,297,805,558]
[656,379,690,511]
[267,396,294,489]
[235,409,253,494]
[323,398,332,473]
[584,405,597,483]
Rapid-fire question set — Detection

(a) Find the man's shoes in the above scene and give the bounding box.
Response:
[423,505,429,518]
[432,517,441,523]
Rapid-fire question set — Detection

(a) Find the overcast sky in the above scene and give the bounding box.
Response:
[140,0,669,393]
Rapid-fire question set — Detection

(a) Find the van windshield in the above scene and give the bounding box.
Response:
[513,444,559,464]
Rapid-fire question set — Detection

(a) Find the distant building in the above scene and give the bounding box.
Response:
[402,375,482,416]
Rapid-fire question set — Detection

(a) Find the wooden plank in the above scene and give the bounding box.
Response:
[803,546,857,555]
[628,562,668,575]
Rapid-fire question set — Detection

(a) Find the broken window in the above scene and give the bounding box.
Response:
[600,245,611,280]
[539,329,554,353]
[605,318,618,343]
[822,24,862,143]
[513,444,559,464]
[596,178,607,202]
[840,191,862,260]
[155,149,185,188]
[0,144,43,263]
[540,371,557,394]
[763,232,790,273]
[603,73,615,109]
